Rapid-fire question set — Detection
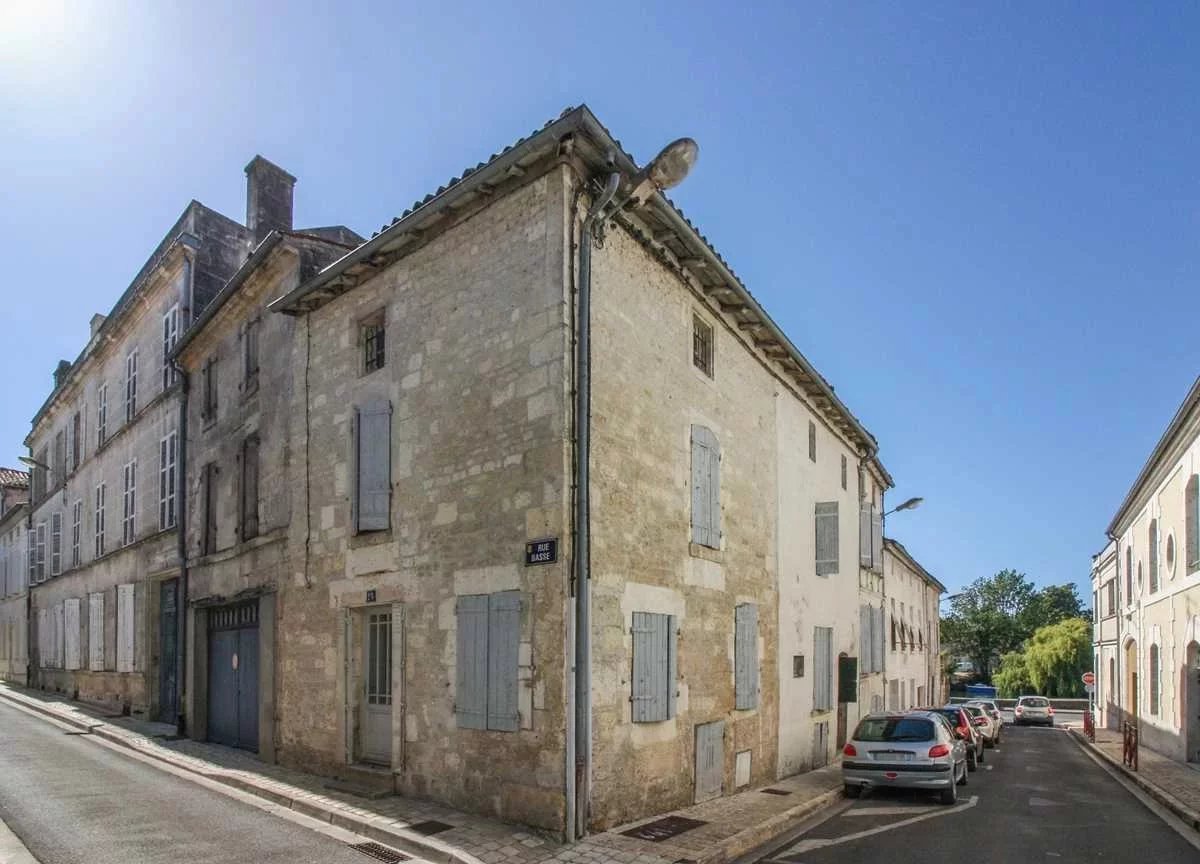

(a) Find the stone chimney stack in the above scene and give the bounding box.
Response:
[244,155,295,245]
[53,359,72,390]
[89,313,107,338]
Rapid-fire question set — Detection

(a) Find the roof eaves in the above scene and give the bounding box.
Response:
[883,536,944,592]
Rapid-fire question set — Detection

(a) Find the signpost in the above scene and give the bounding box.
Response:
[1082,671,1095,686]
[1082,671,1096,742]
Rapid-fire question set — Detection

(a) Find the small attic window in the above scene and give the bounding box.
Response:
[693,315,713,378]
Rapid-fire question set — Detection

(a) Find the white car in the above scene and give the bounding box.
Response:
[965,699,1004,744]
[961,703,1000,747]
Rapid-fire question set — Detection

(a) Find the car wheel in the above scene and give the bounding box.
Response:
[967,749,977,771]
[956,760,968,786]
[984,736,995,748]
[844,783,862,799]
[977,745,985,764]
[940,779,958,805]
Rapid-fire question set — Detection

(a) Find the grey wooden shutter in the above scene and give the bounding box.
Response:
[813,626,832,710]
[872,607,883,673]
[88,592,104,671]
[858,606,869,669]
[632,612,673,722]
[355,401,392,532]
[691,426,720,548]
[815,502,839,576]
[455,594,488,729]
[1187,475,1199,572]
[65,598,81,671]
[486,591,521,731]
[117,583,135,672]
[735,603,758,710]
[859,503,872,567]
[241,436,259,539]
[871,508,883,574]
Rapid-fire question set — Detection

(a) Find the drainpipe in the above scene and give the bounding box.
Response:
[572,169,620,841]
[174,360,189,734]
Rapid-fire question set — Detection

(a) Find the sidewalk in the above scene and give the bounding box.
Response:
[0,684,842,864]
[1067,723,1200,833]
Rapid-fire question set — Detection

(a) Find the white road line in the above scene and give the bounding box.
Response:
[841,805,936,817]
[780,795,979,854]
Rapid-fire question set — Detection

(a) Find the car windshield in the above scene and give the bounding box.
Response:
[968,701,996,710]
[932,709,963,724]
[962,706,984,717]
[854,717,936,742]
[1022,697,1049,707]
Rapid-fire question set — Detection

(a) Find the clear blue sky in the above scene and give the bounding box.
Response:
[3,1,1197,601]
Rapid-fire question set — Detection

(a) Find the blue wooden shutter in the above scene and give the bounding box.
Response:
[815,502,839,576]
[632,612,673,722]
[455,594,488,729]
[813,626,832,711]
[691,426,719,548]
[735,603,758,710]
[486,591,521,731]
[355,401,392,532]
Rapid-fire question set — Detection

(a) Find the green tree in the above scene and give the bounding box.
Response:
[994,651,1033,698]
[940,569,1036,680]
[1024,617,1092,698]
[1018,583,1084,636]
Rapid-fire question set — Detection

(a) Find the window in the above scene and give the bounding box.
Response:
[692,315,713,377]
[200,357,218,422]
[1187,474,1199,574]
[1148,519,1159,593]
[815,501,839,576]
[841,454,847,490]
[116,583,135,673]
[50,512,62,576]
[162,304,179,390]
[735,603,759,710]
[70,410,81,470]
[240,435,259,541]
[793,655,805,678]
[31,447,48,504]
[243,318,260,390]
[125,349,139,422]
[159,432,177,530]
[1105,579,1115,616]
[71,500,81,568]
[690,424,721,548]
[97,383,108,446]
[53,430,65,487]
[808,420,816,462]
[813,626,833,712]
[354,401,392,532]
[94,483,106,557]
[362,313,386,374]
[88,592,105,671]
[630,610,677,722]
[33,522,46,584]
[1166,533,1176,575]
[122,460,136,545]
[201,462,217,555]
[455,591,521,731]
[1124,546,1132,603]
[1108,658,1115,704]
[64,598,81,671]
[1149,644,1160,716]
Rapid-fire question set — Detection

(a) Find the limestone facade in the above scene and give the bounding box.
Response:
[1,478,29,684]
[882,538,943,710]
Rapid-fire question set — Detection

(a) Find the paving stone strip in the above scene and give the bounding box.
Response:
[0,684,842,864]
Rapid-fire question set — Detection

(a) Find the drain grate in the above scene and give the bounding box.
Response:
[350,841,409,863]
[620,815,707,842]
[408,820,454,836]
[760,788,791,796]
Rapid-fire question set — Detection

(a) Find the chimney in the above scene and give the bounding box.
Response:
[53,359,72,390]
[90,313,107,338]
[245,155,296,244]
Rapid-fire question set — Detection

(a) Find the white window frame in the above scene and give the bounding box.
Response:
[125,349,139,422]
[122,460,136,546]
[162,304,180,390]
[97,382,108,445]
[50,511,62,576]
[34,522,46,584]
[116,583,135,673]
[94,483,106,557]
[159,431,177,530]
[71,499,82,568]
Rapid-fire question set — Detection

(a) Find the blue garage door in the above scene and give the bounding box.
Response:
[207,602,259,751]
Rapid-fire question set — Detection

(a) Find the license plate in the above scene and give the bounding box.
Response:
[873,751,914,761]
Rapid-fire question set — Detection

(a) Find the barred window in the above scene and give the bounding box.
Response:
[692,315,713,377]
[362,314,386,374]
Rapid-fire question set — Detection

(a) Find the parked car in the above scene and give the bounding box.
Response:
[1014,695,1054,727]
[920,706,984,770]
[961,703,1000,747]
[842,712,969,805]
[966,699,1004,737]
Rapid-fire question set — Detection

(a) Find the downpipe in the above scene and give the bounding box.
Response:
[174,360,189,735]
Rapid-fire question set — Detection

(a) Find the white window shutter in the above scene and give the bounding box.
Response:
[815,502,839,576]
[355,401,392,532]
[117,583,135,672]
[691,425,720,548]
[871,508,883,574]
[859,503,872,567]
[65,599,81,670]
[88,592,105,671]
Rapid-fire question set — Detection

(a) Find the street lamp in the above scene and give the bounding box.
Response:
[884,496,923,517]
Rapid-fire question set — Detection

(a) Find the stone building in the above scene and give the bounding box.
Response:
[855,459,890,717]
[1090,537,1119,728]
[267,105,898,834]
[1100,374,1200,764]
[20,159,306,720]
[882,538,942,709]
[172,195,360,759]
[0,468,30,684]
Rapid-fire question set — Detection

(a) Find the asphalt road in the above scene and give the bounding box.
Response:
[0,700,383,864]
[758,724,1199,864]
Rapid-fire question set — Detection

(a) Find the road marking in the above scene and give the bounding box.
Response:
[778,796,979,855]
[842,805,936,817]
[1028,796,1062,807]
[985,765,994,770]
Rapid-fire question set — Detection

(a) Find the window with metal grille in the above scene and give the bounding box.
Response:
[125,349,138,422]
[692,315,713,377]
[97,383,107,446]
[1149,643,1160,715]
[362,314,386,374]
[94,483,106,557]
[122,460,136,545]
[162,304,179,390]
[71,500,81,568]
[159,431,177,530]
[366,611,392,707]
[243,318,260,391]
[808,420,816,462]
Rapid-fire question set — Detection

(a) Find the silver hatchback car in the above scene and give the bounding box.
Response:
[1014,695,1054,727]
[842,712,969,805]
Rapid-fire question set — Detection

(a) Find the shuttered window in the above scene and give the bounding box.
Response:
[71,500,81,568]
[690,425,721,548]
[632,611,677,722]
[1149,644,1160,715]
[735,603,759,710]
[50,512,62,576]
[354,401,392,533]
[872,606,884,673]
[455,591,521,732]
[808,420,816,462]
[1148,519,1159,593]
[116,583,135,673]
[34,523,45,583]
[859,605,870,670]
[201,463,218,555]
[125,349,138,422]
[88,592,104,671]
[813,626,833,711]
[1187,475,1199,574]
[52,602,64,668]
[201,357,218,421]
[871,508,883,574]
[94,483,106,558]
[64,598,81,670]
[859,503,872,568]
[97,383,108,446]
[841,454,847,490]
[122,460,136,545]
[162,304,179,390]
[159,431,178,530]
[815,502,839,576]
[240,435,259,540]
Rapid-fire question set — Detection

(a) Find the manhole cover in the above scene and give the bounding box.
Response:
[621,816,707,841]
[350,841,409,862]
[760,788,791,796]
[409,820,454,836]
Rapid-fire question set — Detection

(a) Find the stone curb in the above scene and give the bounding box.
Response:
[693,786,844,864]
[1066,727,1200,834]
[0,687,484,864]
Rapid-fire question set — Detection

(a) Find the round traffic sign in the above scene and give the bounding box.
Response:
[1082,671,1096,685]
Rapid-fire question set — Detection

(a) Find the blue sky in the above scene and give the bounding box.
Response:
[2,1,1197,600]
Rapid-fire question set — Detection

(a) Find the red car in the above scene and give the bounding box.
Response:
[919,706,985,771]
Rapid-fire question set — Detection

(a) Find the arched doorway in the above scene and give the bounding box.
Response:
[1186,641,1200,763]
[1125,639,1138,721]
